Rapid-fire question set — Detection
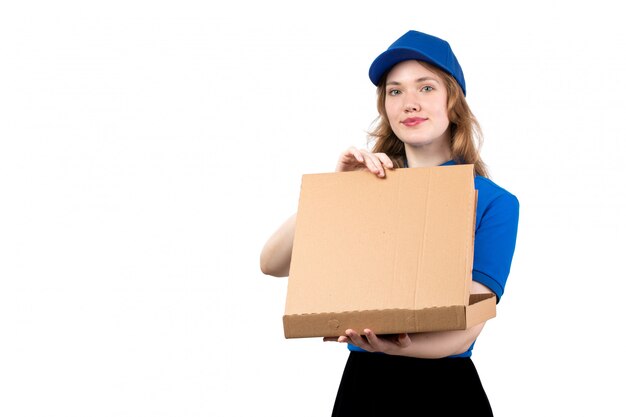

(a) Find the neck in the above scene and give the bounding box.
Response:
[404,141,452,168]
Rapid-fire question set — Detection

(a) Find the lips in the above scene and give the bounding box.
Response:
[401,117,427,126]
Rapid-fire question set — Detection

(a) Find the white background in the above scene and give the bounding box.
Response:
[1,1,625,416]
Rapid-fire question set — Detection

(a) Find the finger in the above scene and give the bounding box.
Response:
[396,333,411,348]
[364,151,386,177]
[323,336,349,343]
[361,151,385,177]
[369,152,393,177]
[374,153,395,169]
[363,329,383,351]
[337,147,366,172]
[325,335,348,343]
[348,146,364,163]
[345,329,369,350]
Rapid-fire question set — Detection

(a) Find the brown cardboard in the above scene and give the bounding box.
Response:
[283,164,496,339]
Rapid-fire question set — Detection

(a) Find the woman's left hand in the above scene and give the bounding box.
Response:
[324,329,412,355]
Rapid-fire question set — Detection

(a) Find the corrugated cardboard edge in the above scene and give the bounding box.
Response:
[283,307,465,339]
[283,294,496,339]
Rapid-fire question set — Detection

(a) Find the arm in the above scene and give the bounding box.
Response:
[259,214,296,277]
[326,281,493,359]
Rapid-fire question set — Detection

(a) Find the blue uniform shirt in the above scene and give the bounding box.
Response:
[348,160,520,357]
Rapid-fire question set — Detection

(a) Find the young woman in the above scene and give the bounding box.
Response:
[260,30,519,416]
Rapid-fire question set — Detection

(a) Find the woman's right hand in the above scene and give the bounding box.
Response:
[335,146,394,178]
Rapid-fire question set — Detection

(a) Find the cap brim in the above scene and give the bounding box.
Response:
[368,48,435,86]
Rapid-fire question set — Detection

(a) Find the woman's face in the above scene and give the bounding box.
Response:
[384,60,451,150]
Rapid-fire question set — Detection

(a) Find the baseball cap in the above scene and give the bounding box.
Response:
[368,30,466,96]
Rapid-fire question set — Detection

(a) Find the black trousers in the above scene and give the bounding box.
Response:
[332,351,494,416]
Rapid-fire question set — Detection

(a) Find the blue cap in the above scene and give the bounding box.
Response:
[368,30,466,96]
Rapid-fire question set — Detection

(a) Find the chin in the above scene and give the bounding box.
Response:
[402,138,435,148]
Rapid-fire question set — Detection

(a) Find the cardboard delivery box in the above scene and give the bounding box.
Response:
[283,164,496,339]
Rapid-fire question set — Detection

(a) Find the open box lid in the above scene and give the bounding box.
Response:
[283,164,495,338]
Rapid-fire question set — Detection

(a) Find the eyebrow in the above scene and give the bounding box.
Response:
[386,77,440,86]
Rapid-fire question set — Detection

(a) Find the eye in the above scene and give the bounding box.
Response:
[388,89,401,96]
[421,85,434,92]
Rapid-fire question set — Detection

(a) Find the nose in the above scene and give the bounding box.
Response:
[403,93,421,112]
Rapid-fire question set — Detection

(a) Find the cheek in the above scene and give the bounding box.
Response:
[438,109,450,124]
[384,102,391,117]
[433,99,450,122]
[385,101,400,119]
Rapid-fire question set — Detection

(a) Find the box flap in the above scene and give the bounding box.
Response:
[466,293,497,328]
[284,164,476,322]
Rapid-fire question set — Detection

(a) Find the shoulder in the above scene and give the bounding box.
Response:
[474,176,519,221]
[475,175,519,206]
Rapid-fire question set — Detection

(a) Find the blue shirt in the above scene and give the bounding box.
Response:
[349,160,520,357]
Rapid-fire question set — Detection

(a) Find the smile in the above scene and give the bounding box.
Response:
[401,117,427,126]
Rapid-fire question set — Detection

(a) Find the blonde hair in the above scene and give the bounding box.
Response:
[368,61,489,178]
